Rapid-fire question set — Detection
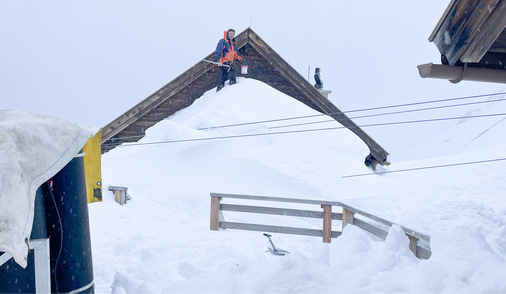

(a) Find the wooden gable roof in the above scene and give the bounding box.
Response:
[101,28,389,166]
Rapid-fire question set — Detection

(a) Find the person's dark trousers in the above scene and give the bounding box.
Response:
[217,62,236,91]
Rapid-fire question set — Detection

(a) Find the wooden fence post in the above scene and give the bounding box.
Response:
[407,234,419,257]
[321,205,332,243]
[210,196,222,231]
[342,208,355,229]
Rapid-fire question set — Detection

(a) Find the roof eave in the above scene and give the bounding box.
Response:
[430,0,506,66]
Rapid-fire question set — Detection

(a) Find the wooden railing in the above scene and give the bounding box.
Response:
[210,193,431,259]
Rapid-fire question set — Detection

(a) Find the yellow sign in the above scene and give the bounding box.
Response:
[83,130,103,203]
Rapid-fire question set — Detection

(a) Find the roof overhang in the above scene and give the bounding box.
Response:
[418,0,506,84]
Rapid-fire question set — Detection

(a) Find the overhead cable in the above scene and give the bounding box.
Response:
[101,112,506,148]
[197,92,506,131]
[270,97,506,129]
[341,157,506,178]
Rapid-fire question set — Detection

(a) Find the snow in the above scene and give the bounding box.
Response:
[0,110,96,267]
[87,78,505,293]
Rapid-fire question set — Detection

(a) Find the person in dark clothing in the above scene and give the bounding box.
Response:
[215,29,243,91]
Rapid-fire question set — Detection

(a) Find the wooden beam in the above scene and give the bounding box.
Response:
[219,221,341,238]
[339,202,431,242]
[220,204,341,220]
[211,192,339,206]
[353,218,388,240]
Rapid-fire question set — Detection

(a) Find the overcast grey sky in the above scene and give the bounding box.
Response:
[2,1,504,155]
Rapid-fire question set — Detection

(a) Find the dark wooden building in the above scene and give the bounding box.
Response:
[418,0,506,83]
[101,28,389,167]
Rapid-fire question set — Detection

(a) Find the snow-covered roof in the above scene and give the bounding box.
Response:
[101,28,389,166]
[0,110,96,267]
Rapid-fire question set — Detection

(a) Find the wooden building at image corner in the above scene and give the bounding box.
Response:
[418,0,506,84]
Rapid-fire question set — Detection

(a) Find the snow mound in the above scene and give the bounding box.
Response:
[91,78,506,293]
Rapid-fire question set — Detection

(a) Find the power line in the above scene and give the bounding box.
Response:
[104,91,506,143]
[102,112,506,148]
[196,92,506,131]
[270,97,506,130]
[341,157,506,178]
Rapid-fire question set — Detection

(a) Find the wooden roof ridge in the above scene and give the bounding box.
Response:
[101,27,389,167]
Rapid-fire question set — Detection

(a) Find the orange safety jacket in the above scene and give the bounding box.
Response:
[215,31,243,64]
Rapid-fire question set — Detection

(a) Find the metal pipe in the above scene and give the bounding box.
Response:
[417,63,506,84]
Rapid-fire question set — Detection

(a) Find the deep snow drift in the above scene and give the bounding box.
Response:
[90,78,506,293]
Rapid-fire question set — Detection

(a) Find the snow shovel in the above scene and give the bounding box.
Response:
[203,59,230,67]
[263,233,290,256]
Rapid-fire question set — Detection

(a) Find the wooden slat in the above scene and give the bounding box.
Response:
[339,202,430,242]
[211,192,339,206]
[220,204,342,220]
[354,218,388,240]
[219,221,341,238]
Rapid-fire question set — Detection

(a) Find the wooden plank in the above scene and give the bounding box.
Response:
[210,192,339,206]
[354,218,388,240]
[339,202,430,242]
[210,196,221,231]
[220,204,341,220]
[219,221,341,238]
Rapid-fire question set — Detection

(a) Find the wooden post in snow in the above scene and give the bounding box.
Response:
[407,235,419,257]
[321,205,332,243]
[210,196,222,231]
[342,208,355,229]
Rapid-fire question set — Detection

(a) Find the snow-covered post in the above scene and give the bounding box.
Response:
[407,235,419,257]
[342,208,355,229]
[108,186,128,205]
[210,196,222,231]
[321,205,332,243]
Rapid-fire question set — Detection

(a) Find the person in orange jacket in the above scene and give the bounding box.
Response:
[215,29,243,91]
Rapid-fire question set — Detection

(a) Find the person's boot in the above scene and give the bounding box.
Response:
[229,78,236,85]
[216,83,224,92]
